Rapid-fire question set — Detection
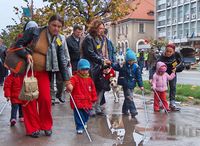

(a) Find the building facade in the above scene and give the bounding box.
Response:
[156,0,200,48]
[106,0,154,53]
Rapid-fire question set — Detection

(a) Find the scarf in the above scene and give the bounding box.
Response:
[77,72,90,78]
[101,37,108,59]
[46,29,59,72]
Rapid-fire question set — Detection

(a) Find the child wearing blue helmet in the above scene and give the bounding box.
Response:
[112,49,144,118]
[66,59,97,134]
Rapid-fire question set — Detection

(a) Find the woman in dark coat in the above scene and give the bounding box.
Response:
[82,20,111,116]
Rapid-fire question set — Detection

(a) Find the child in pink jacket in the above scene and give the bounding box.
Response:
[152,61,175,112]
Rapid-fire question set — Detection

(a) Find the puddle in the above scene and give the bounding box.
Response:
[97,113,200,146]
[104,114,148,146]
[139,113,200,141]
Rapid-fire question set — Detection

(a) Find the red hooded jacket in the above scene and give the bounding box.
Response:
[4,73,23,104]
[70,73,97,109]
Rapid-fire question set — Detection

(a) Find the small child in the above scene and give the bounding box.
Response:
[150,44,183,111]
[66,59,97,134]
[152,61,175,112]
[112,49,144,118]
[3,72,24,126]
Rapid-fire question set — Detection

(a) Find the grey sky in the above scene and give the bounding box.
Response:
[0,0,47,32]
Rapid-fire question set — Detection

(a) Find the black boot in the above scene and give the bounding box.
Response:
[57,96,65,103]
[28,131,40,138]
[44,130,52,136]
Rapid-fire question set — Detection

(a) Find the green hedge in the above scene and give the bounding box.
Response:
[135,81,200,101]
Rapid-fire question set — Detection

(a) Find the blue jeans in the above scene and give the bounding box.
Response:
[168,76,177,102]
[122,87,137,114]
[11,104,23,120]
[74,109,89,130]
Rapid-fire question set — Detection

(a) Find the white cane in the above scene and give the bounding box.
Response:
[153,89,169,116]
[0,100,9,115]
[68,92,92,142]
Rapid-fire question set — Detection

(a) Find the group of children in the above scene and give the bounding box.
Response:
[3,43,181,135]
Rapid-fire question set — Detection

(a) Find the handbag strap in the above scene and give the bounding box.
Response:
[25,63,34,78]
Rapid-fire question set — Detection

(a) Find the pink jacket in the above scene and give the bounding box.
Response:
[152,62,175,92]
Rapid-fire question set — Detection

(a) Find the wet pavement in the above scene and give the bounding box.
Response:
[0,86,200,146]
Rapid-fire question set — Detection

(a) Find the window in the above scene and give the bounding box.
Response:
[122,25,124,34]
[172,0,177,6]
[166,27,171,36]
[197,21,200,34]
[118,42,121,49]
[172,26,176,37]
[118,26,121,35]
[178,24,183,38]
[139,23,145,33]
[157,4,165,10]
[178,7,183,22]
[191,3,196,14]
[126,24,128,35]
[121,42,125,53]
[158,20,166,26]
[184,23,189,37]
[190,22,196,37]
[166,10,171,24]
[125,41,129,49]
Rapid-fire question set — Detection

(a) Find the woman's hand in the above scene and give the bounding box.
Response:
[104,59,111,65]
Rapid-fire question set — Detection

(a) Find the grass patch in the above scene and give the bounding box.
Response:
[175,95,188,102]
[176,84,200,99]
[135,80,200,103]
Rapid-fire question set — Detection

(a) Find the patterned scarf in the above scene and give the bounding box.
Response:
[77,72,90,78]
[46,29,59,72]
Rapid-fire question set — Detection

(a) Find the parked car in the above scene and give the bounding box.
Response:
[179,47,196,70]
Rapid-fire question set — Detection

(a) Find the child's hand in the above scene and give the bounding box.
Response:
[149,79,153,85]
[140,87,144,90]
[6,97,10,101]
[151,86,155,91]
[172,68,176,73]
[66,83,73,92]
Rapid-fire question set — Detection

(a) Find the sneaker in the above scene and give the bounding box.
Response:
[165,109,171,113]
[84,123,87,129]
[170,101,181,111]
[170,105,181,111]
[131,111,138,118]
[10,119,16,127]
[28,131,40,138]
[19,117,24,122]
[57,96,65,103]
[52,101,55,106]
[77,129,84,134]
[44,130,52,136]
[96,111,105,116]
[122,111,129,115]
[154,109,160,112]
[89,110,96,117]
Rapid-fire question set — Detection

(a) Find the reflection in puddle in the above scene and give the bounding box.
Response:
[105,113,200,145]
[106,114,150,146]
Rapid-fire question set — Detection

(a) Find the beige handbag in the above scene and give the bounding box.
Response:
[19,63,39,101]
